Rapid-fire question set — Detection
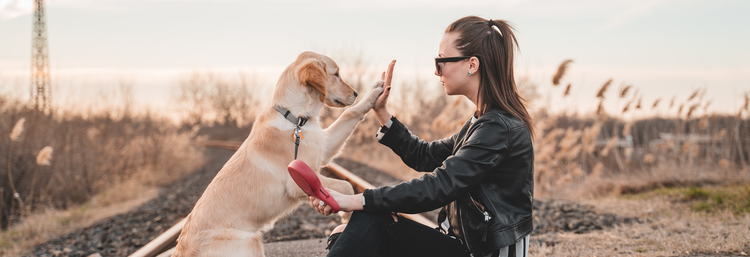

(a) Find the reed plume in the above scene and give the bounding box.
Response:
[635,97,642,109]
[719,159,730,169]
[601,137,619,157]
[687,89,700,101]
[619,85,632,98]
[698,116,708,130]
[563,83,572,97]
[622,101,632,114]
[704,100,712,112]
[590,163,603,178]
[581,122,601,154]
[28,146,53,212]
[643,153,655,164]
[651,98,661,110]
[715,129,727,140]
[669,96,676,108]
[10,118,25,141]
[596,79,612,98]
[552,59,573,86]
[36,146,53,166]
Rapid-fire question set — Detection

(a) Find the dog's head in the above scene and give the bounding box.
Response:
[293,51,357,107]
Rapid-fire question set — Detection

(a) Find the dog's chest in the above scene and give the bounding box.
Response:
[270,119,326,163]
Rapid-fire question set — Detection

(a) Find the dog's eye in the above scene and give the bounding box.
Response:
[334,73,340,77]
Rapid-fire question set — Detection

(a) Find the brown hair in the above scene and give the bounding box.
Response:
[446,16,535,138]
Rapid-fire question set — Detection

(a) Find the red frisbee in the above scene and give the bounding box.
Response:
[288,159,340,213]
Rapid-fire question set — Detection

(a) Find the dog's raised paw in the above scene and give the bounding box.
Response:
[371,80,384,90]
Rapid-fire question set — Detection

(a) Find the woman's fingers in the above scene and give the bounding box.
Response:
[384,60,396,88]
[310,196,326,214]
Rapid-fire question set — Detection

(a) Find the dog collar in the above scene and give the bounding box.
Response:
[274,106,309,128]
[274,106,310,160]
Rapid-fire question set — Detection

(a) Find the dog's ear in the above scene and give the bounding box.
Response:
[295,58,327,102]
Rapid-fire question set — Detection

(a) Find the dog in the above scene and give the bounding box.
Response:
[172,51,384,256]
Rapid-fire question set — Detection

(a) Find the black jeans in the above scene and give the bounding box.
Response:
[327,211,471,257]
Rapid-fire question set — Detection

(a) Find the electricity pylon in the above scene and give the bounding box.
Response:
[30,0,50,113]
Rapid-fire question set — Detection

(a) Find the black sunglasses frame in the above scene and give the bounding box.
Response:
[434,56,473,76]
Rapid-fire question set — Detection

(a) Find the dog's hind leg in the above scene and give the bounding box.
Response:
[203,230,264,257]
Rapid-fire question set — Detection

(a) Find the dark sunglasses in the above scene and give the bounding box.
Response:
[434,56,472,76]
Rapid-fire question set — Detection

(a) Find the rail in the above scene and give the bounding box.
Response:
[130,140,437,257]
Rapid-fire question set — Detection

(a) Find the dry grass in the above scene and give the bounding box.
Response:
[0,90,206,255]
[530,190,750,256]
[0,183,158,256]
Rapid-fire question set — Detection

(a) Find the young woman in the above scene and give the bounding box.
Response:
[310,15,535,257]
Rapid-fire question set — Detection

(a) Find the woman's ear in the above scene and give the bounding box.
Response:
[469,56,480,75]
[295,58,328,102]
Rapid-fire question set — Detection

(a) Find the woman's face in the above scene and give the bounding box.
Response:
[436,32,475,97]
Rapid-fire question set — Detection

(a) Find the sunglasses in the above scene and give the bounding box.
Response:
[434,56,472,76]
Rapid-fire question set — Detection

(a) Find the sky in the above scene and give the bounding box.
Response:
[0,0,749,117]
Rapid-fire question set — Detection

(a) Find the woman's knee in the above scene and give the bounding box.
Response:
[350,211,398,226]
[331,224,346,235]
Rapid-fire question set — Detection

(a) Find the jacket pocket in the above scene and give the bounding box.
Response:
[468,194,492,242]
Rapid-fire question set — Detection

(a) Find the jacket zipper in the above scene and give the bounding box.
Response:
[470,194,492,242]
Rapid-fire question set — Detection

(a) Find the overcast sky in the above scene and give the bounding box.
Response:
[1,0,748,115]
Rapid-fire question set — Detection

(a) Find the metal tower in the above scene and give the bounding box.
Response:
[30,0,50,113]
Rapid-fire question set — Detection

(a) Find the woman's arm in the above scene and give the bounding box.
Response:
[380,117,461,172]
[373,60,458,171]
[365,116,510,214]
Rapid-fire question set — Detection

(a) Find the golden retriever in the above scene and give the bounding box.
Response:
[172,51,383,256]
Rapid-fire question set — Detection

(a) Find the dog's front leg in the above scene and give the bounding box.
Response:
[320,80,384,164]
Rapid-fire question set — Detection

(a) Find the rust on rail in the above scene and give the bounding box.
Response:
[130,140,437,257]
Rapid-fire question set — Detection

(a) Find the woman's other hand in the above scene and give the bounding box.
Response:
[374,60,396,126]
[309,190,364,216]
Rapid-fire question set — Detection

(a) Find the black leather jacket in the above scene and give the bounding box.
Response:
[363,107,534,256]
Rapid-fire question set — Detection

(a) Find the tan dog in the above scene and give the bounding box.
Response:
[172,51,383,257]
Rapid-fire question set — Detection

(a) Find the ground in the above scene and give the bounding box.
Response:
[530,193,750,256]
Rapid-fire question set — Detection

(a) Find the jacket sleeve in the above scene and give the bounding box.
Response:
[378,117,459,172]
[365,116,509,214]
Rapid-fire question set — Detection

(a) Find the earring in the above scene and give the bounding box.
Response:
[469,72,472,76]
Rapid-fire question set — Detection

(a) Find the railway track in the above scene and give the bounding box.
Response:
[129,140,437,257]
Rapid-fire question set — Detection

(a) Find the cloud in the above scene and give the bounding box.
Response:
[604,0,669,29]
[0,0,34,20]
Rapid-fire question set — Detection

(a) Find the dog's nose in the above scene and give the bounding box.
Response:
[353,91,358,98]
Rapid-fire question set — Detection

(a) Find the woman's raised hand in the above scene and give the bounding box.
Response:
[374,60,396,126]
